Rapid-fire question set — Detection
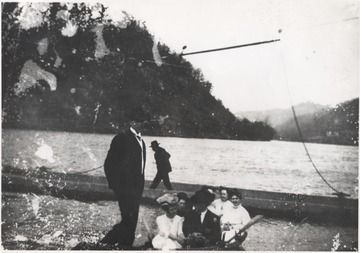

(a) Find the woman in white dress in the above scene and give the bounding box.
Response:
[208,186,233,217]
[152,193,185,250]
[220,189,251,243]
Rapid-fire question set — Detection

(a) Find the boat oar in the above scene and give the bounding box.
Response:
[224,215,264,243]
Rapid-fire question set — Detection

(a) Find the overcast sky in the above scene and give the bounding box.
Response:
[104,0,359,112]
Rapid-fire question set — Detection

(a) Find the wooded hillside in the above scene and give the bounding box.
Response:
[275,98,359,146]
[2,3,275,140]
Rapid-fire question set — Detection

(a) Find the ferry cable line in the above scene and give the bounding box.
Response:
[277,37,350,198]
[178,28,353,197]
[72,164,104,175]
[287,16,358,31]
[291,104,350,198]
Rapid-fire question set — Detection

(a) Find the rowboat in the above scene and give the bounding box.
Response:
[2,165,357,225]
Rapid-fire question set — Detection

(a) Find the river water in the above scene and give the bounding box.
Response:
[2,128,358,198]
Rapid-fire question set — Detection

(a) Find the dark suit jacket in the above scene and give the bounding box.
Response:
[183,209,221,245]
[104,129,146,198]
[154,147,172,173]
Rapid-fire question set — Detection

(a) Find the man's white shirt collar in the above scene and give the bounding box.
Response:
[130,127,144,174]
[200,209,207,223]
[130,127,141,138]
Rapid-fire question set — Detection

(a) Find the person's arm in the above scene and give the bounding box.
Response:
[204,213,221,244]
[240,208,251,228]
[104,134,125,190]
[168,234,184,244]
[172,217,185,243]
[220,214,232,231]
[156,216,169,237]
[230,207,251,231]
[159,148,171,160]
[182,214,193,236]
[165,150,171,159]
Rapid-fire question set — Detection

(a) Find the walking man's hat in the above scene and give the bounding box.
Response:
[150,140,160,147]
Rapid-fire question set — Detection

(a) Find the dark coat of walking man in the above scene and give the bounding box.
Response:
[149,140,173,190]
[101,117,146,247]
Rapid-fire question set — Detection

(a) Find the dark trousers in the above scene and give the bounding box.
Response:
[101,192,141,246]
[150,172,173,190]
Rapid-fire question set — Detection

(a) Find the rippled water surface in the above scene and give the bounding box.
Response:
[2,129,358,197]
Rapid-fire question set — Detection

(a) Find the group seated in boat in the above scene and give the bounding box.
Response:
[150,186,252,250]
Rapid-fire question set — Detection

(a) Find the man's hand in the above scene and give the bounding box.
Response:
[169,233,185,244]
[235,231,248,244]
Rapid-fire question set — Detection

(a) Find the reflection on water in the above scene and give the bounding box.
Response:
[2,129,358,198]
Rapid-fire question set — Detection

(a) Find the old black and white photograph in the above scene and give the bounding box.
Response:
[1,0,358,251]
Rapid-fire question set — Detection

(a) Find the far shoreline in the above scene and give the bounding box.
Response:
[2,127,358,147]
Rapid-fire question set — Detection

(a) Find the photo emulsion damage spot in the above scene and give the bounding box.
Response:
[1,1,358,251]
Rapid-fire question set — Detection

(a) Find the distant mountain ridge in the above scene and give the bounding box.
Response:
[235,102,327,127]
[236,98,359,146]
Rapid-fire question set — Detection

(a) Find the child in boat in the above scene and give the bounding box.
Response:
[208,186,233,217]
[220,189,251,243]
[152,193,185,250]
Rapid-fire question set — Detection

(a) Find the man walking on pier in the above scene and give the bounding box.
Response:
[101,109,147,247]
[149,140,173,190]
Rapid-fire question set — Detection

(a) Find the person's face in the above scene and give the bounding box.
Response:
[177,199,186,210]
[194,203,207,213]
[230,195,241,206]
[220,190,228,202]
[167,205,178,218]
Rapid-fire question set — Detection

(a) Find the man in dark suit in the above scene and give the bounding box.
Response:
[149,140,173,190]
[101,116,147,247]
[183,189,221,247]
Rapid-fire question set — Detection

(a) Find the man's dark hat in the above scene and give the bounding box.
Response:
[150,140,160,147]
[190,189,215,205]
